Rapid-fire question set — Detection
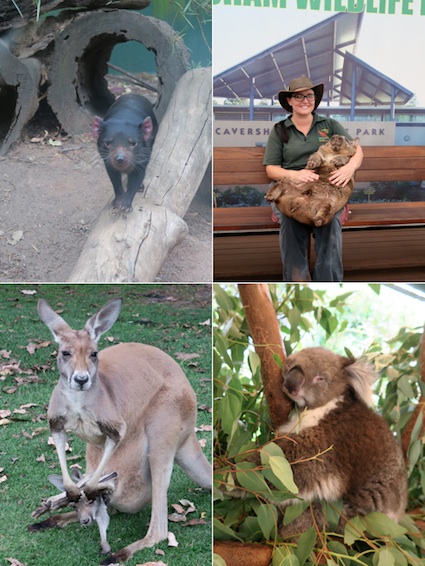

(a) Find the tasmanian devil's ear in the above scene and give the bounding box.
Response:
[141,116,153,142]
[92,116,103,138]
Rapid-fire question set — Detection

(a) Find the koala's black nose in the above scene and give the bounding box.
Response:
[284,368,304,396]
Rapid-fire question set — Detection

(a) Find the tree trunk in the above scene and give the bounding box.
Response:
[68,67,211,282]
[0,0,149,31]
[238,284,292,430]
[214,541,273,566]
[0,42,41,155]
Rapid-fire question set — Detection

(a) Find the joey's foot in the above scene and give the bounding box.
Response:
[66,484,81,503]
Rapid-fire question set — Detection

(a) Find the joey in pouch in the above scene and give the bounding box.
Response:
[93,94,158,211]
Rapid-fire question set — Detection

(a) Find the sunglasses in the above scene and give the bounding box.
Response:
[291,93,315,102]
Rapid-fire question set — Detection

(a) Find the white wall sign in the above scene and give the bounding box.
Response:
[214,120,396,146]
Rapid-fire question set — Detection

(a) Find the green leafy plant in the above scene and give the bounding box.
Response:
[213,284,425,565]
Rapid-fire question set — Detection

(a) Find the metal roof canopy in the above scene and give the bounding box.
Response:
[214,12,414,119]
[213,12,363,104]
[340,51,414,119]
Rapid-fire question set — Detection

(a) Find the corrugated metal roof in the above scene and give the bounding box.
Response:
[213,12,413,107]
[340,51,413,106]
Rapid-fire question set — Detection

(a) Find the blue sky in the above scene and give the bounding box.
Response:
[213,2,425,105]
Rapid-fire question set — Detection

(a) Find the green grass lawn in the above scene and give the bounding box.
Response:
[0,284,212,566]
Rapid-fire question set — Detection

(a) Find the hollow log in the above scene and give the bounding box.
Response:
[0,0,149,31]
[0,40,41,155]
[238,284,292,430]
[47,10,190,133]
[68,67,211,282]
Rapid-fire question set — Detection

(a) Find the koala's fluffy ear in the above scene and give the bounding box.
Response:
[343,357,377,406]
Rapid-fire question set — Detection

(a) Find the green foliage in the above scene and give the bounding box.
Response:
[214,185,267,207]
[214,284,425,565]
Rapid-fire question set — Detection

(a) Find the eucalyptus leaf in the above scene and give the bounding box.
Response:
[213,518,244,541]
[260,443,299,494]
[344,515,367,545]
[363,512,407,538]
[295,526,317,565]
[283,501,310,526]
[213,553,228,566]
[256,503,278,540]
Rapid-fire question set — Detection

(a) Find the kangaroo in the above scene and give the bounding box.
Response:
[30,468,117,555]
[33,298,212,564]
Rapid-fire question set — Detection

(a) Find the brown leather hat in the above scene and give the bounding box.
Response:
[278,75,324,112]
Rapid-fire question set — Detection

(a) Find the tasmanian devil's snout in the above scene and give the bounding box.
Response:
[92,94,158,212]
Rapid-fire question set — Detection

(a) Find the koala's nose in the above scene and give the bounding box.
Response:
[284,369,304,396]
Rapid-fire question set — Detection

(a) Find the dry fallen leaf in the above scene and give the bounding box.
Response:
[21,290,37,296]
[0,409,11,419]
[199,319,211,326]
[0,350,11,359]
[195,424,213,432]
[175,353,200,362]
[36,454,46,463]
[7,230,24,246]
[6,558,27,566]
[26,343,37,355]
[167,531,178,548]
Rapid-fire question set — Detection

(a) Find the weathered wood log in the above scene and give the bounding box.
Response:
[68,67,211,282]
[0,0,149,31]
[47,10,190,133]
[238,284,291,430]
[0,40,41,155]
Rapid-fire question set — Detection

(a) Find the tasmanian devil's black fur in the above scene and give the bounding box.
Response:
[93,94,158,211]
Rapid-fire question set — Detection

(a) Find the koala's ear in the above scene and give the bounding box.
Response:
[344,357,376,406]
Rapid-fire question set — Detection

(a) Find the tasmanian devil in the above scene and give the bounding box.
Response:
[92,94,158,211]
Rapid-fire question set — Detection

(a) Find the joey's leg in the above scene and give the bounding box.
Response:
[100,441,176,565]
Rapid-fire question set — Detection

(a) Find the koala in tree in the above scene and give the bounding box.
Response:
[270,347,408,536]
[266,135,358,227]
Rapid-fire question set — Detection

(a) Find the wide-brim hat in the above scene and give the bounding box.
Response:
[278,76,324,113]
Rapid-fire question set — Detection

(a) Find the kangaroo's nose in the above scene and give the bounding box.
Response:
[74,375,89,389]
[80,517,91,525]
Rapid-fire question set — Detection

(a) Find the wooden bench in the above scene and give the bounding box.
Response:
[214,145,425,281]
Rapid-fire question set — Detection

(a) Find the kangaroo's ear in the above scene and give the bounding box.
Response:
[38,299,71,343]
[48,474,65,492]
[85,299,123,342]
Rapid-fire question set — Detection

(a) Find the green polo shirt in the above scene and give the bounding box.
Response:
[263,114,352,170]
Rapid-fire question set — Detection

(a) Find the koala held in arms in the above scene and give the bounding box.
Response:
[266,135,358,227]
[252,348,407,537]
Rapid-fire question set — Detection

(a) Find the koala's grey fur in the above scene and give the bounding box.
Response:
[265,347,407,537]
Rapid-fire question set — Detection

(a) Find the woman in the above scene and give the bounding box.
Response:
[263,75,363,282]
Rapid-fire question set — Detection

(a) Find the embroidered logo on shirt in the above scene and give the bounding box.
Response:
[318,129,330,143]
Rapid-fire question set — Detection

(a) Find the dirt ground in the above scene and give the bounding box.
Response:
[0,137,212,283]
